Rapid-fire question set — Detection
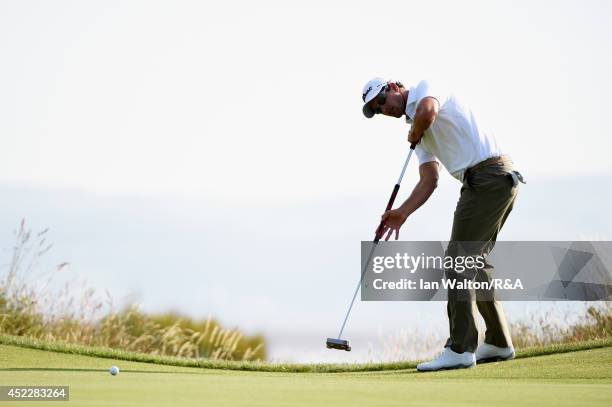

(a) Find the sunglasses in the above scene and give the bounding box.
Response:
[371,86,389,114]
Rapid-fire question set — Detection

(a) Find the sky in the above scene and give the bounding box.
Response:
[1,0,611,362]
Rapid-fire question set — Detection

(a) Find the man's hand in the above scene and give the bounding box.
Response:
[376,161,439,241]
[378,208,408,241]
[407,130,422,145]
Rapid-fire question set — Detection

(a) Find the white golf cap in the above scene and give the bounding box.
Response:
[362,77,389,118]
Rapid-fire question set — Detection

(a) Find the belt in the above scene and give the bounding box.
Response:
[463,155,508,181]
[463,155,526,186]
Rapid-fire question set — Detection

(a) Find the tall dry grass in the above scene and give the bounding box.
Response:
[367,303,611,362]
[0,220,265,361]
[509,302,612,348]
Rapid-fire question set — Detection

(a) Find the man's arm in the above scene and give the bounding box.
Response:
[408,97,439,145]
[380,161,439,240]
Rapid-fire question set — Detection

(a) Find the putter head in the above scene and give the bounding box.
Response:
[326,338,351,351]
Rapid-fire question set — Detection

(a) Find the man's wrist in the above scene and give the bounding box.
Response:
[398,204,412,220]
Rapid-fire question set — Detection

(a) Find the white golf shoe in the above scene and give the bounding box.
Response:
[475,343,515,363]
[416,347,476,372]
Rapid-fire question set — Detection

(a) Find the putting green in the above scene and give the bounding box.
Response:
[1,343,611,406]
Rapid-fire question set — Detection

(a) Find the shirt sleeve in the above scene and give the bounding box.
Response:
[414,144,438,165]
[414,79,441,108]
[405,79,442,120]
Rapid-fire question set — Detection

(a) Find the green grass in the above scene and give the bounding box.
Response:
[2,333,612,373]
[1,337,611,406]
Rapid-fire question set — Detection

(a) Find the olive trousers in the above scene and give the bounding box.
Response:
[443,155,520,354]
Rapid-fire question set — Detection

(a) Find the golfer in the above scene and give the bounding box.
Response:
[361,78,525,371]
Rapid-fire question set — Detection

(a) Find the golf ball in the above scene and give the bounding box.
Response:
[110,366,119,376]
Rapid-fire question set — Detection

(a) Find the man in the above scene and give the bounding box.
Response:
[361,78,525,371]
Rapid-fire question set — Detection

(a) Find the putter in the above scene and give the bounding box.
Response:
[326,143,417,352]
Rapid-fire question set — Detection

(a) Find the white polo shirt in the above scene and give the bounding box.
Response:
[405,80,503,181]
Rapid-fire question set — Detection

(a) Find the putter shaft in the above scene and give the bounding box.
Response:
[334,145,416,341]
[336,241,379,339]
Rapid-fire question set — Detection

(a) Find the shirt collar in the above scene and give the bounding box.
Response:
[405,86,417,122]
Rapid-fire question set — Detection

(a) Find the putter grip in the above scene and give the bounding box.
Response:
[374,184,400,242]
